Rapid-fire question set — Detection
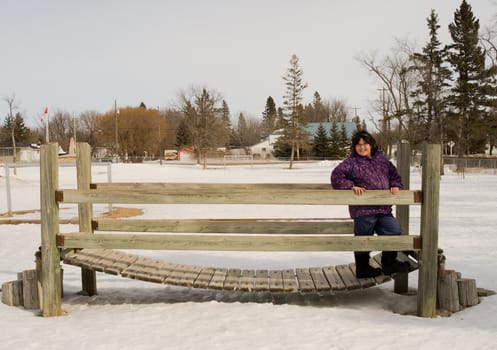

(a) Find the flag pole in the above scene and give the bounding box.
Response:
[44,107,49,143]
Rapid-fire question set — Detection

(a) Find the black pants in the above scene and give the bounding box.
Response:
[353,213,401,266]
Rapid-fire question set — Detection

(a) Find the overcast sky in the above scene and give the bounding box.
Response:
[1,0,496,128]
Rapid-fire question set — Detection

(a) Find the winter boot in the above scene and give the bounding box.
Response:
[355,252,382,278]
[381,251,410,275]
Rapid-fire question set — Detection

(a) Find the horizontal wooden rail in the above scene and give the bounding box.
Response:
[57,187,421,205]
[94,218,354,234]
[57,233,420,251]
[92,182,333,191]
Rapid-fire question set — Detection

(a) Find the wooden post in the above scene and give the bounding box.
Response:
[22,270,40,309]
[40,143,64,316]
[437,269,460,313]
[77,142,97,296]
[1,280,23,306]
[395,140,410,294]
[457,278,479,307]
[417,143,441,317]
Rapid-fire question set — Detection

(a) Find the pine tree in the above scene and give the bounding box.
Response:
[276,107,287,129]
[261,96,277,138]
[339,123,350,158]
[447,0,495,156]
[175,119,192,149]
[2,112,29,145]
[282,54,308,169]
[412,9,452,147]
[229,127,241,148]
[303,91,327,123]
[220,100,231,147]
[312,123,330,158]
[237,113,249,148]
[220,100,231,129]
[351,115,362,131]
[329,121,341,158]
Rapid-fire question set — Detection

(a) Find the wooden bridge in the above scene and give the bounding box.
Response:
[63,249,417,293]
[39,142,441,317]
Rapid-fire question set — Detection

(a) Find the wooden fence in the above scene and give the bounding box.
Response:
[39,142,441,317]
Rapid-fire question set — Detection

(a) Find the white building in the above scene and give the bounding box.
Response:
[249,122,356,159]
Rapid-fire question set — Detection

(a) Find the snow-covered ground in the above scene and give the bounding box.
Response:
[1,161,496,350]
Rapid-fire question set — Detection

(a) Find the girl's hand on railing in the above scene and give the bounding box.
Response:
[352,186,366,195]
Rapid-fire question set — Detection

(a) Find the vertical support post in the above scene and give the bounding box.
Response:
[417,143,441,317]
[107,162,113,213]
[395,140,410,294]
[4,164,12,216]
[40,143,63,316]
[76,142,97,296]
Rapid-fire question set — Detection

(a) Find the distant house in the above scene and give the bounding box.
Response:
[249,122,356,159]
[249,129,285,159]
[19,144,41,162]
[178,147,193,161]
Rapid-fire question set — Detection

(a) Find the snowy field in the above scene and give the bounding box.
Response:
[1,161,496,350]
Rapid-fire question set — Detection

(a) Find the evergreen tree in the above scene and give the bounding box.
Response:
[276,107,287,129]
[411,9,452,148]
[229,127,241,148]
[312,123,330,158]
[220,100,231,147]
[282,54,308,169]
[261,96,277,138]
[351,115,362,131]
[237,113,249,148]
[303,91,327,123]
[2,112,29,145]
[273,127,310,158]
[272,130,293,158]
[447,0,496,156]
[312,91,328,122]
[220,100,231,129]
[175,118,192,149]
[339,123,350,158]
[329,121,341,158]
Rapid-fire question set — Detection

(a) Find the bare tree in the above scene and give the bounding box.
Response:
[3,95,18,173]
[79,110,101,150]
[327,98,348,122]
[236,112,262,150]
[48,110,73,152]
[480,14,497,155]
[357,40,419,155]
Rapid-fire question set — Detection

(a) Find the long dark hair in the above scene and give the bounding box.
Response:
[351,130,378,156]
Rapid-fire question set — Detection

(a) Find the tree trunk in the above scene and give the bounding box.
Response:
[289,142,294,169]
[10,128,17,175]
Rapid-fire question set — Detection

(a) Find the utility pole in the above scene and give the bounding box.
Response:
[73,114,77,144]
[350,106,361,129]
[158,106,163,165]
[378,88,391,157]
[351,106,361,118]
[114,100,119,160]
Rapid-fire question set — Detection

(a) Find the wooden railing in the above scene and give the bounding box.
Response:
[40,142,441,317]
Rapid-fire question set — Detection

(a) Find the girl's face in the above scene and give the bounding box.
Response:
[355,138,372,158]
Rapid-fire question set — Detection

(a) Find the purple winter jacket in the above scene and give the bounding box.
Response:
[330,150,403,218]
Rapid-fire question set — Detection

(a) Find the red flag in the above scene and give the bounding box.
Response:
[43,107,48,115]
